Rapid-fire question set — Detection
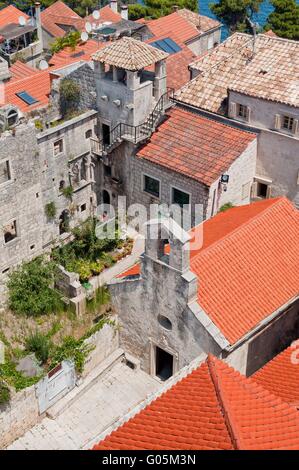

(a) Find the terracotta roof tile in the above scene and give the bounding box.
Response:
[176,32,299,112]
[93,355,299,450]
[145,10,220,45]
[41,0,81,38]
[4,70,55,112]
[85,5,121,24]
[92,37,168,71]
[137,106,256,186]
[118,198,299,345]
[254,341,299,407]
[49,39,102,69]
[0,5,28,30]
[9,61,39,82]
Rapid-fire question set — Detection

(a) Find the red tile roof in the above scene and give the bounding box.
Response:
[118,198,299,345]
[93,355,299,450]
[85,5,121,24]
[137,107,256,186]
[4,70,56,112]
[0,5,29,29]
[49,39,103,69]
[146,36,195,91]
[146,12,200,44]
[254,341,299,407]
[9,61,39,82]
[41,0,82,38]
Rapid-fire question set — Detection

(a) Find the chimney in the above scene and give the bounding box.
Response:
[110,0,118,14]
[121,5,128,21]
[172,5,179,12]
[35,2,43,49]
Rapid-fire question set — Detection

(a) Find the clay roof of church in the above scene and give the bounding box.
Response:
[93,355,299,450]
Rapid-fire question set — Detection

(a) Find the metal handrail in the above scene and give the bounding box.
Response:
[91,88,175,156]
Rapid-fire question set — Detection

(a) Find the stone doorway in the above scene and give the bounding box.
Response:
[155,346,173,381]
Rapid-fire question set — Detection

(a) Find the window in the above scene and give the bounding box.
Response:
[257,182,268,199]
[0,160,11,185]
[237,104,248,120]
[4,220,17,244]
[85,129,92,139]
[158,315,172,331]
[80,203,86,212]
[15,91,38,106]
[172,187,190,208]
[104,165,112,177]
[53,139,63,156]
[143,174,160,198]
[282,115,294,132]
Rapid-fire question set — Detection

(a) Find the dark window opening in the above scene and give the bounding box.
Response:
[102,124,110,146]
[30,244,35,250]
[104,165,112,177]
[85,129,92,139]
[16,91,38,106]
[257,182,268,198]
[81,203,86,212]
[158,315,172,331]
[54,139,63,156]
[4,220,17,244]
[282,115,294,131]
[59,210,70,235]
[172,187,190,208]
[59,180,66,190]
[144,175,160,198]
[0,160,11,185]
[102,190,110,205]
[2,267,10,274]
[155,347,173,381]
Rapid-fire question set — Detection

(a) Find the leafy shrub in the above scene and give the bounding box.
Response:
[50,31,81,54]
[61,185,73,200]
[25,332,52,364]
[0,361,41,392]
[59,78,80,118]
[8,256,64,316]
[49,336,93,374]
[0,380,10,405]
[218,202,235,213]
[45,202,56,219]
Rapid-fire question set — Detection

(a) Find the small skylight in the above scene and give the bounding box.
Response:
[150,37,181,54]
[16,91,38,106]
[71,50,85,58]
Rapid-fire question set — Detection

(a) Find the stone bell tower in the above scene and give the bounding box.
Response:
[92,37,168,139]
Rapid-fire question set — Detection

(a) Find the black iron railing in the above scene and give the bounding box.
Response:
[91,88,174,157]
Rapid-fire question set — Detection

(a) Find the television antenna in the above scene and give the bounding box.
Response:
[39,60,49,70]
[92,10,100,20]
[81,31,89,43]
[85,22,92,33]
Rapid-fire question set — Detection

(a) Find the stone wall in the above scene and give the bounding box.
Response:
[82,318,119,378]
[0,384,40,449]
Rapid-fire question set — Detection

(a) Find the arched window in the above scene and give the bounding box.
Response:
[158,315,172,331]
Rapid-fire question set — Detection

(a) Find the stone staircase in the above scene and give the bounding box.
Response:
[91,88,174,158]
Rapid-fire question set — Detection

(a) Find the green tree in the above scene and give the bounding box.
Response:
[7,257,63,316]
[210,0,263,33]
[265,0,299,40]
[128,0,197,20]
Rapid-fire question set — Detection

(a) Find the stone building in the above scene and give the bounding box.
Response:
[109,197,299,378]
[176,33,299,207]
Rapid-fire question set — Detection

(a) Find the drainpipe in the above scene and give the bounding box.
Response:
[35,2,43,51]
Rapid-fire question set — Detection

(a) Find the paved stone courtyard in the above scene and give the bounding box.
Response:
[8,360,160,450]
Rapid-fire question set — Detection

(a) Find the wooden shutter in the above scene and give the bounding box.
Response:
[246,106,252,123]
[229,102,236,118]
[293,119,299,135]
[251,182,258,199]
[266,185,272,199]
[274,114,281,130]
